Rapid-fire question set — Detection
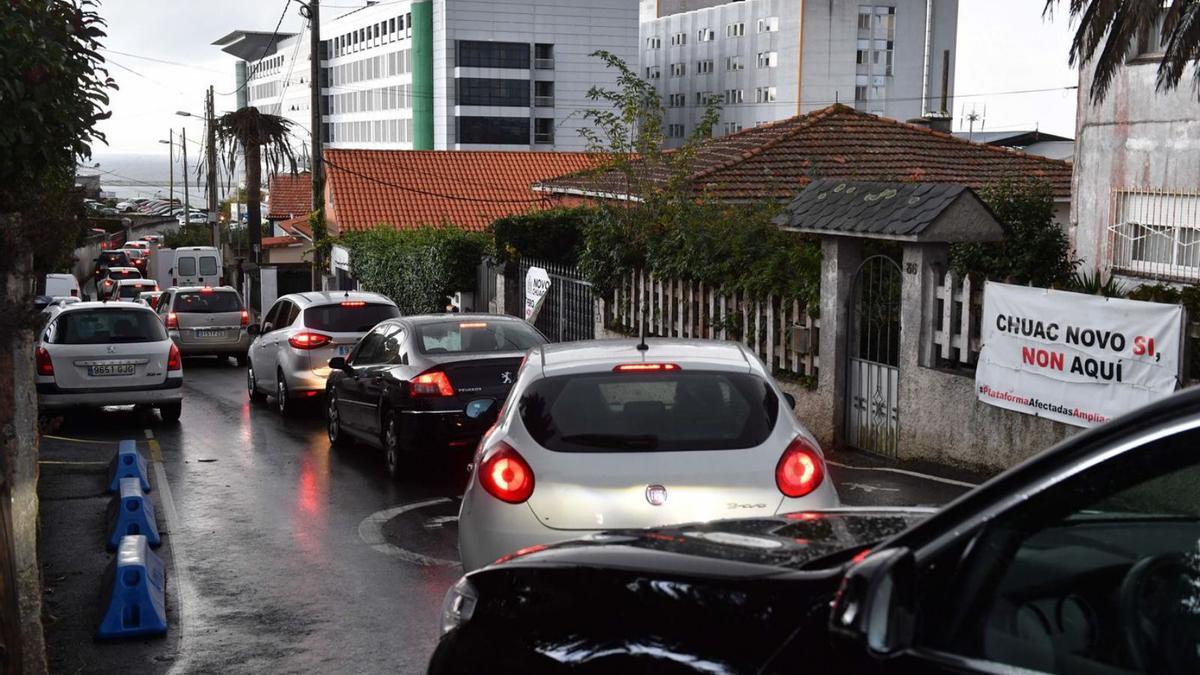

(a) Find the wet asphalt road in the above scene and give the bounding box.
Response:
[41,359,978,674]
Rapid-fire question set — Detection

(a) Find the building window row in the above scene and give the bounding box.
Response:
[252,54,285,76]
[726,55,744,71]
[667,93,686,107]
[332,50,412,87]
[697,59,714,74]
[458,78,530,107]
[329,84,414,115]
[666,123,686,139]
[724,88,744,103]
[646,36,662,49]
[755,86,777,103]
[723,121,743,135]
[330,117,414,145]
[249,80,280,102]
[858,5,897,40]
[671,32,687,46]
[698,28,715,42]
[758,17,779,33]
[645,65,662,79]
[726,22,745,37]
[456,116,554,145]
[670,63,686,77]
[458,41,550,70]
[332,12,412,58]
[757,51,777,68]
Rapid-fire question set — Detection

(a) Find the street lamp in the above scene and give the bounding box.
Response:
[158,136,174,209]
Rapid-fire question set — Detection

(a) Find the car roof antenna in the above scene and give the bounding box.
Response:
[636,305,648,352]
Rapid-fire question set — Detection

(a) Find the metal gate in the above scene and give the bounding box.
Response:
[846,255,902,456]
[518,258,595,342]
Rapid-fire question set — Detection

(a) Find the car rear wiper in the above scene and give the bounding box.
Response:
[560,433,659,449]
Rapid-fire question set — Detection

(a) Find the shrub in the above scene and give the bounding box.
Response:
[341,225,490,315]
[950,178,1076,286]
[490,207,592,266]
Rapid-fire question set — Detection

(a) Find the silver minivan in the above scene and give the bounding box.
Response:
[158,286,251,364]
[247,291,399,415]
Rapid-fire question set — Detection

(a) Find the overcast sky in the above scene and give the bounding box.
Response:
[92,0,1080,158]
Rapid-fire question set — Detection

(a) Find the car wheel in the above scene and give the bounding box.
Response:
[158,402,182,424]
[247,366,266,402]
[235,354,248,368]
[383,413,403,481]
[276,371,290,416]
[327,392,350,448]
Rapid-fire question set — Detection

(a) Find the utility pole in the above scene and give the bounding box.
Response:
[305,0,325,290]
[158,130,174,207]
[206,86,220,248]
[181,127,189,222]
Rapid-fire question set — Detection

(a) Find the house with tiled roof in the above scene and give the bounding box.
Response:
[534,104,1073,222]
[321,149,603,234]
[266,172,313,224]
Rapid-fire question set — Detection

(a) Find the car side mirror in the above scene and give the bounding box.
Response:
[784,392,797,409]
[260,322,273,334]
[829,547,916,658]
[328,356,351,372]
[247,324,261,336]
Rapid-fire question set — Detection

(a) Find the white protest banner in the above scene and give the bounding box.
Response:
[525,267,551,323]
[976,282,1183,428]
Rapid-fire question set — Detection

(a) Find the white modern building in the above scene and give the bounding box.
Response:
[639,0,958,143]
[216,0,639,152]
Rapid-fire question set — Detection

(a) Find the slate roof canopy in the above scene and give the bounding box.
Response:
[775,180,1005,244]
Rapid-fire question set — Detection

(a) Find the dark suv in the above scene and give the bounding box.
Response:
[93,250,130,282]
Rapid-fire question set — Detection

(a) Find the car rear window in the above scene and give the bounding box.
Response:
[519,371,779,453]
[123,249,143,259]
[199,256,218,276]
[110,269,141,280]
[99,252,127,266]
[51,309,166,344]
[303,303,400,333]
[117,284,152,298]
[415,320,544,354]
[174,291,241,313]
[177,257,196,277]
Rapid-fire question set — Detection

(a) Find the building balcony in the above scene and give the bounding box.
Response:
[534,58,555,70]
[534,96,555,108]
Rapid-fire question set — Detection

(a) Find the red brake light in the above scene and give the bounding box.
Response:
[479,442,535,504]
[341,300,366,307]
[776,437,825,498]
[459,322,488,329]
[166,312,178,329]
[240,310,250,327]
[288,333,331,350]
[613,363,680,373]
[35,347,54,376]
[167,343,181,371]
[200,287,214,294]
[411,368,454,397]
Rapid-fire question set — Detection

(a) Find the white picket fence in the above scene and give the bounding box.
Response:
[610,270,819,377]
[933,270,984,368]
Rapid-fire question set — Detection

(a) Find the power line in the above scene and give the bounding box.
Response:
[102,48,227,75]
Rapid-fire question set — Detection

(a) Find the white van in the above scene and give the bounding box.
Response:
[169,246,223,288]
[44,273,81,299]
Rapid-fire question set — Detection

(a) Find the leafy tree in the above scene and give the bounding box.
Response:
[214,107,295,261]
[1045,0,1200,101]
[490,207,593,267]
[950,178,1076,287]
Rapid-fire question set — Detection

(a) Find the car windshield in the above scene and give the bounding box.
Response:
[174,291,241,313]
[117,284,154,298]
[51,309,166,344]
[303,302,400,333]
[415,320,544,354]
[519,370,779,452]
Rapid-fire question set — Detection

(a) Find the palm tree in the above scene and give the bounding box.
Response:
[1045,0,1200,103]
[215,107,296,262]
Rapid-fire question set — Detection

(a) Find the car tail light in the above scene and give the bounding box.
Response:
[479,442,535,504]
[167,343,181,371]
[166,312,178,329]
[288,332,331,350]
[776,437,825,498]
[240,310,250,327]
[35,347,54,376]
[411,368,454,397]
[341,300,366,307]
[219,277,224,286]
[171,277,177,286]
[613,363,680,373]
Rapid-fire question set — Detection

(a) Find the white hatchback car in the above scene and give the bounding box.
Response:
[457,339,839,571]
[36,302,183,422]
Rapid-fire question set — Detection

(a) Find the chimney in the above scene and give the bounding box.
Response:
[907,114,953,134]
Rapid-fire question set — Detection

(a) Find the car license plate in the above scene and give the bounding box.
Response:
[337,345,351,356]
[196,329,224,338]
[89,364,135,377]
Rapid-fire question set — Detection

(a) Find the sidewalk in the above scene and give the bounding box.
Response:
[39,434,178,674]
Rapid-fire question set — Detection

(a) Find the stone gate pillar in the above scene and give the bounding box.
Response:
[818,236,863,450]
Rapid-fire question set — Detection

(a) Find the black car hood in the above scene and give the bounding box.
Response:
[494,508,933,575]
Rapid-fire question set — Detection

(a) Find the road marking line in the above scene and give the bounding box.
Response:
[145,428,194,675]
[148,439,163,462]
[357,499,460,567]
[826,460,979,489]
[843,482,902,494]
[42,434,114,445]
[38,460,109,466]
[144,429,154,439]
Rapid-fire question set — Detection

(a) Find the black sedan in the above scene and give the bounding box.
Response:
[325,314,547,479]
[430,386,1200,675]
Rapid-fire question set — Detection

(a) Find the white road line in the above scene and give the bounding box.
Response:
[145,428,195,675]
[143,428,154,439]
[826,460,980,489]
[357,499,460,567]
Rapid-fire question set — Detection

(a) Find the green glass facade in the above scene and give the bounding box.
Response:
[411,0,434,150]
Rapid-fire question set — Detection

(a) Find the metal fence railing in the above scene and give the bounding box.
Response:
[518,258,595,342]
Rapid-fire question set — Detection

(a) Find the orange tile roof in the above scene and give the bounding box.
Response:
[277,214,312,238]
[322,150,604,233]
[267,172,312,220]
[262,235,304,248]
[536,104,1073,201]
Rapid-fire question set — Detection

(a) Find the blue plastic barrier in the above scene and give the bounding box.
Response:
[96,535,167,639]
[106,477,160,550]
[107,440,150,493]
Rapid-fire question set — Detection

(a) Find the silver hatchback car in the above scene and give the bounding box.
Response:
[246,291,400,415]
[157,286,252,364]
